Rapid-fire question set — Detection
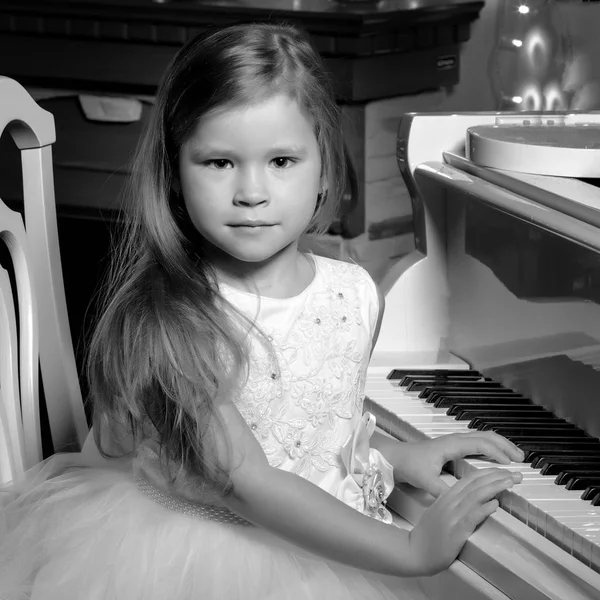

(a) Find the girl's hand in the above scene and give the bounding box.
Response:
[390,432,525,497]
[408,467,522,575]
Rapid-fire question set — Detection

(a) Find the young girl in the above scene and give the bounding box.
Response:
[0,23,523,600]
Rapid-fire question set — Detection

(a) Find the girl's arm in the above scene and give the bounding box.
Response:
[368,283,524,498]
[212,400,517,578]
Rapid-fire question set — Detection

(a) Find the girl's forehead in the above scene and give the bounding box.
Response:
[205,92,306,119]
[188,94,317,146]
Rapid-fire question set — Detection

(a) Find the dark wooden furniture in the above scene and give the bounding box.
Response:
[0,0,483,237]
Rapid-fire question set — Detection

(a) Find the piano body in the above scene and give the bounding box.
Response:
[365,112,600,599]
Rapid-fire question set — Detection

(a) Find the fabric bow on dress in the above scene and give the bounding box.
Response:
[337,412,395,524]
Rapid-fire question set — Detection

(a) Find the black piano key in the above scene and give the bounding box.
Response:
[525,448,600,462]
[401,373,485,382]
[476,420,572,432]
[514,440,600,457]
[532,454,600,469]
[450,405,547,418]
[400,375,486,389]
[428,390,526,405]
[434,395,531,408]
[582,486,600,501]
[387,368,481,380]
[469,416,564,429]
[565,476,600,491]
[485,426,587,438]
[515,436,600,445]
[555,470,600,486]
[406,378,491,392]
[541,461,600,476]
[419,382,505,399]
[592,492,600,507]
[456,410,551,421]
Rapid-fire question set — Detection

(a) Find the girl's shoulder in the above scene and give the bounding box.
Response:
[311,254,376,294]
[311,254,379,326]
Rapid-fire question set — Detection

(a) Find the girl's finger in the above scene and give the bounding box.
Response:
[450,468,520,497]
[468,473,521,504]
[443,468,503,497]
[447,432,524,464]
[467,498,500,530]
[421,476,451,498]
[475,431,524,462]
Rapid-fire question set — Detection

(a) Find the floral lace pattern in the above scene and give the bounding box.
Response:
[222,256,379,490]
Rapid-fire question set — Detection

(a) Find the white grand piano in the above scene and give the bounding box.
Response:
[365,112,600,599]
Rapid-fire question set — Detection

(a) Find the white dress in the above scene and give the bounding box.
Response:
[0,254,429,600]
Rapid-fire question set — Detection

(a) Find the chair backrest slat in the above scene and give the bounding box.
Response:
[0,263,28,479]
[0,76,88,481]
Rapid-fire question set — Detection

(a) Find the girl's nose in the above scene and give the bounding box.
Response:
[233,168,270,207]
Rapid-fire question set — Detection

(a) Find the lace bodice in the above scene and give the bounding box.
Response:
[134,254,395,521]
[219,255,379,495]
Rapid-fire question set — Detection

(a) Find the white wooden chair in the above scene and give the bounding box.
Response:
[0,76,89,484]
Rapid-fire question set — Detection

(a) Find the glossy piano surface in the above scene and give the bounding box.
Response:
[367,112,600,599]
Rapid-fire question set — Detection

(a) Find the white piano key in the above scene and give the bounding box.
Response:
[467,460,539,475]
[365,361,600,576]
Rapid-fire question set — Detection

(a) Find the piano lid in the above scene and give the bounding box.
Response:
[466,116,600,178]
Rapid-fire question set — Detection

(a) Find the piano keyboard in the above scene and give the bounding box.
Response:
[364,363,600,597]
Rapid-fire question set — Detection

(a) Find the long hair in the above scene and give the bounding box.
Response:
[86,23,349,496]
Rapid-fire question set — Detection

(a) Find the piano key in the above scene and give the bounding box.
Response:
[364,364,600,577]
[469,464,600,576]
[409,424,468,433]
[405,376,488,391]
[475,419,576,428]
[434,395,532,408]
[516,483,591,504]
[468,459,540,476]
[556,471,600,486]
[515,437,600,448]
[470,416,565,429]
[582,486,600,501]
[480,419,581,435]
[490,427,590,438]
[429,391,527,405]
[534,455,600,469]
[526,448,600,462]
[419,382,505,399]
[461,460,600,547]
[401,372,486,382]
[425,388,525,397]
[565,478,600,491]
[387,368,482,379]
[452,406,548,419]
[542,462,600,476]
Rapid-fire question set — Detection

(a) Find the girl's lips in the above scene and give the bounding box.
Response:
[229,222,275,227]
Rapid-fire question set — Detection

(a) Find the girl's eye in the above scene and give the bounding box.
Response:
[272,157,294,169]
[206,159,232,169]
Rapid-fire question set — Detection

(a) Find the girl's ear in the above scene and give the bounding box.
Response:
[319,176,328,197]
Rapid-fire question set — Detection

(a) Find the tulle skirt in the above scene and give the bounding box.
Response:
[0,453,430,600]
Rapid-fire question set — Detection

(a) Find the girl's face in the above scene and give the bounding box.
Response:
[179,94,322,267]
